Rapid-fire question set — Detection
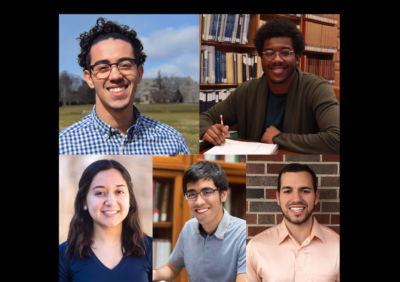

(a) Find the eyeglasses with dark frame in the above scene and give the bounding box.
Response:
[262,49,295,60]
[89,58,138,79]
[184,187,219,201]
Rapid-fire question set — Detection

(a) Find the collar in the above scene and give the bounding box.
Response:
[90,105,142,138]
[277,217,325,245]
[196,209,231,240]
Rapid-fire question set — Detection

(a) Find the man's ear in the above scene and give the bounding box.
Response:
[136,64,144,84]
[84,70,95,89]
[220,190,228,203]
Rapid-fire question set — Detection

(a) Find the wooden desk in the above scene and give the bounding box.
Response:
[199,138,302,155]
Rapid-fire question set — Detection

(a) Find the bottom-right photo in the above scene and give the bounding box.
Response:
[246,155,340,282]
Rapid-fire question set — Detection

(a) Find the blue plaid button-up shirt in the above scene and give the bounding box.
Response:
[59,105,190,155]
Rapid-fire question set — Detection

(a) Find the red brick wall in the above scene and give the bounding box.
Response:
[246,154,340,241]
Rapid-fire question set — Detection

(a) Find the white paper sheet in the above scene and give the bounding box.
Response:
[204,139,278,155]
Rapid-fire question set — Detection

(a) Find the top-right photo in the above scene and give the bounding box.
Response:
[199,14,340,155]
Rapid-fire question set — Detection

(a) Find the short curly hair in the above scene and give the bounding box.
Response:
[254,18,305,57]
[77,17,147,70]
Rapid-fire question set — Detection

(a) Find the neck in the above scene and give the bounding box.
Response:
[202,208,224,234]
[95,101,135,135]
[284,216,314,245]
[92,224,122,246]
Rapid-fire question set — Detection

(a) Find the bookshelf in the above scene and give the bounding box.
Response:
[199,14,340,113]
[152,155,246,282]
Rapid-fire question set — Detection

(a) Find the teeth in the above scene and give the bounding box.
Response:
[290,207,304,211]
[197,209,208,213]
[104,211,118,214]
[109,87,125,92]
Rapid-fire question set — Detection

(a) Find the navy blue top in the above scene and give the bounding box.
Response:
[59,236,152,282]
[263,91,287,132]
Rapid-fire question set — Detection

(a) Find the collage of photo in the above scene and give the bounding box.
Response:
[59,14,340,282]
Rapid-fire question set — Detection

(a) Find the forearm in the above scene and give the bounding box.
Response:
[153,262,181,281]
[273,128,340,154]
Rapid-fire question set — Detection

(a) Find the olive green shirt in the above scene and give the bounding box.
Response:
[200,68,340,154]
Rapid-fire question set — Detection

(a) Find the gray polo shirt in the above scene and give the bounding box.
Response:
[169,209,246,282]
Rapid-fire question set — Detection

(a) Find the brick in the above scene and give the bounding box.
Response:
[247,155,282,161]
[267,163,286,174]
[331,214,340,224]
[285,155,321,162]
[258,214,275,224]
[246,163,265,174]
[265,189,277,199]
[320,176,340,187]
[314,213,330,224]
[246,188,265,199]
[249,201,281,212]
[246,213,257,224]
[321,202,340,213]
[247,175,277,187]
[318,188,338,199]
[322,155,340,162]
[248,226,269,237]
[309,164,338,175]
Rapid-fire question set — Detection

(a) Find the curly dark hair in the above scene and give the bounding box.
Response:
[77,17,147,70]
[253,18,305,57]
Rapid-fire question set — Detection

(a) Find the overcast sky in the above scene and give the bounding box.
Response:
[59,14,199,82]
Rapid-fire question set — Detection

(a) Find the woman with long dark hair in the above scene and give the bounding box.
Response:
[59,159,152,281]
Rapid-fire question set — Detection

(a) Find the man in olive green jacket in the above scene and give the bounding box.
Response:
[200,18,339,154]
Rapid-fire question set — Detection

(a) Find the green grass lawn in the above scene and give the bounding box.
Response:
[59,103,199,154]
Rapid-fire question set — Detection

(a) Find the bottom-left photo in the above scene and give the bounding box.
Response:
[59,155,153,282]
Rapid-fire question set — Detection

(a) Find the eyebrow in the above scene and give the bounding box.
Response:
[92,57,135,67]
[91,184,127,190]
[281,186,312,190]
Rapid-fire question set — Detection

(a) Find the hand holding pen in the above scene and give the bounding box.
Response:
[202,114,230,145]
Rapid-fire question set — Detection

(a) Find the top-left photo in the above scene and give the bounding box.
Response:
[59,14,199,155]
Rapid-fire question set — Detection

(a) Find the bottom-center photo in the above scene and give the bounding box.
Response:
[152,155,246,282]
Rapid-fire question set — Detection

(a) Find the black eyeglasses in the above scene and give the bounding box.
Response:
[89,58,138,79]
[262,49,295,60]
[184,187,219,201]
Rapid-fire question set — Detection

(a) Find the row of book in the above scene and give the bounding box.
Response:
[153,181,171,223]
[199,88,235,113]
[201,45,263,84]
[304,55,335,83]
[201,14,251,44]
[304,14,338,25]
[153,239,171,269]
[304,21,338,53]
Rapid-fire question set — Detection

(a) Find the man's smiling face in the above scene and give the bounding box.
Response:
[84,38,143,113]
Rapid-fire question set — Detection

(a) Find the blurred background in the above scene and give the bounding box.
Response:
[59,155,153,244]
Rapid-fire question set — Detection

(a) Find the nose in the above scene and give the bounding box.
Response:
[108,64,123,80]
[194,193,206,205]
[105,192,117,206]
[271,51,284,62]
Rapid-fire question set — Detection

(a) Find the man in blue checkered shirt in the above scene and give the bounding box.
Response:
[59,17,190,155]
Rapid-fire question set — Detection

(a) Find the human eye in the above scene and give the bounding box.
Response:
[94,190,105,196]
[95,64,110,73]
[119,60,134,70]
[186,191,197,199]
[263,50,274,57]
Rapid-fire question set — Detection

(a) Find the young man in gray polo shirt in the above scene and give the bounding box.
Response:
[153,161,246,282]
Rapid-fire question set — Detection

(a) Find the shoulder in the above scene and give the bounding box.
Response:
[138,115,184,138]
[319,224,340,244]
[228,215,246,233]
[59,115,93,138]
[298,70,335,95]
[248,225,278,246]
[234,76,265,95]
[59,241,68,254]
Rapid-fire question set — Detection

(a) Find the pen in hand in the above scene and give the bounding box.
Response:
[220,114,224,125]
